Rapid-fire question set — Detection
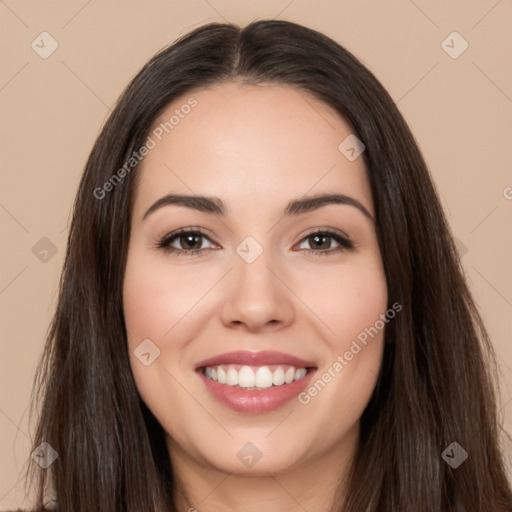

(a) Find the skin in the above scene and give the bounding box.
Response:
[123,81,388,512]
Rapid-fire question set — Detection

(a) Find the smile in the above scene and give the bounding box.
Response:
[202,364,309,389]
[195,351,318,413]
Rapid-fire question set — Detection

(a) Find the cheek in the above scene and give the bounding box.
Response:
[122,249,201,423]
[122,248,222,409]
[123,250,211,343]
[294,256,388,412]
[122,250,187,396]
[296,256,388,345]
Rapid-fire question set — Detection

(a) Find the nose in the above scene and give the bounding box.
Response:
[220,246,295,333]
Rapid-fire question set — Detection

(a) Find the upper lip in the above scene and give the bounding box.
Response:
[195,350,317,370]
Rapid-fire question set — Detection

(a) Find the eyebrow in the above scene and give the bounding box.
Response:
[142,193,374,222]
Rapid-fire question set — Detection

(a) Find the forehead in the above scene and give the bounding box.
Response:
[132,82,372,219]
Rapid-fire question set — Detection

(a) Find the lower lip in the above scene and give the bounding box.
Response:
[197,369,317,413]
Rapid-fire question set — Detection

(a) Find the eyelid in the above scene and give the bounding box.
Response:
[298,226,351,242]
[156,226,219,249]
[156,226,216,242]
[293,226,355,255]
[156,226,355,255]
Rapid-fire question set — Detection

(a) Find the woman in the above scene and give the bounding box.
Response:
[17,19,512,511]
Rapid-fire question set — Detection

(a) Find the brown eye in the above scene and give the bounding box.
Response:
[157,229,217,256]
[296,230,353,256]
[177,233,203,250]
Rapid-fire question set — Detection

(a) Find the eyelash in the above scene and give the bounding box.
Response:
[155,227,354,257]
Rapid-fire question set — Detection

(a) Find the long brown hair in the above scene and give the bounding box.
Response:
[26,20,512,511]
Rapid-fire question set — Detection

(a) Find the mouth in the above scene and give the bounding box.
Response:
[198,364,315,389]
[195,351,318,413]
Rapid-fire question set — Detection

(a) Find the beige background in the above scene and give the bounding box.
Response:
[1,0,511,507]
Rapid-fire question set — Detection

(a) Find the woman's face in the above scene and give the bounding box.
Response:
[123,82,388,476]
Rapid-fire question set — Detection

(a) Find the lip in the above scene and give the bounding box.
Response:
[197,367,317,414]
[194,350,317,370]
[195,350,318,414]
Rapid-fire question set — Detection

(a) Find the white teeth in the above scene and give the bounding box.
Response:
[294,368,307,381]
[285,367,295,383]
[238,366,255,388]
[217,366,227,384]
[255,367,273,388]
[226,367,239,386]
[203,364,310,388]
[272,367,285,386]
